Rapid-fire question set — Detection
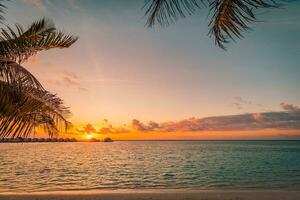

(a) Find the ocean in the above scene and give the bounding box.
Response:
[0,141,300,193]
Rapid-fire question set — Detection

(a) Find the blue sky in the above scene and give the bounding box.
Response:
[5,0,300,126]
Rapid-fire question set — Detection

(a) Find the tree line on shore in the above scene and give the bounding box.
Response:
[0,137,78,143]
[0,137,113,143]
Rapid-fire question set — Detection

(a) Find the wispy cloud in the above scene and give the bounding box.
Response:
[232,96,252,110]
[49,70,88,92]
[65,0,82,11]
[62,71,79,87]
[21,0,83,13]
[21,0,47,12]
[231,96,265,110]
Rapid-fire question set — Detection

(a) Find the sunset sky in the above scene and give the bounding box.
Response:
[6,0,300,139]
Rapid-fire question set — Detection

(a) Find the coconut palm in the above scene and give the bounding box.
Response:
[143,0,282,49]
[0,1,78,138]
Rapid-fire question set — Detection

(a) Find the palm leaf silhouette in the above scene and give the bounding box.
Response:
[0,61,71,138]
[144,0,206,27]
[0,0,7,23]
[0,2,77,138]
[0,18,78,63]
[144,0,281,49]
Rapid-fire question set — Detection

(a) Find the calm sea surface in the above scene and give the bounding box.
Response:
[0,141,300,192]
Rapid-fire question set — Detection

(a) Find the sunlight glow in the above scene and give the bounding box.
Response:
[86,134,93,140]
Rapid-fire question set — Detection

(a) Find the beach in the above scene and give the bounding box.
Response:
[1,190,300,200]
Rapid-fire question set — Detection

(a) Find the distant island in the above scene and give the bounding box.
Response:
[0,137,78,143]
[0,137,113,143]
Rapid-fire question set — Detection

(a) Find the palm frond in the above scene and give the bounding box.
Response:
[0,18,78,63]
[0,0,7,24]
[144,0,283,49]
[144,0,206,27]
[0,83,71,138]
[0,58,43,89]
[0,60,71,138]
[208,0,279,49]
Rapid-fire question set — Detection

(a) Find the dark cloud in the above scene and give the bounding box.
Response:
[148,121,160,129]
[74,103,300,135]
[132,119,147,131]
[280,102,300,113]
[130,111,300,132]
[132,119,160,132]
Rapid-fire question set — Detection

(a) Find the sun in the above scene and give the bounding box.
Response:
[86,134,93,140]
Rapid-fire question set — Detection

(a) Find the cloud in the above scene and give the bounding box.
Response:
[76,124,96,133]
[73,104,300,136]
[65,0,82,11]
[97,126,129,134]
[49,70,88,92]
[156,112,300,132]
[129,103,300,132]
[75,120,130,135]
[61,71,79,86]
[132,119,147,131]
[232,96,252,110]
[21,0,47,11]
[63,76,78,87]
[62,71,78,80]
[61,71,88,92]
[78,87,88,92]
[131,119,160,132]
[231,96,267,111]
[280,102,300,113]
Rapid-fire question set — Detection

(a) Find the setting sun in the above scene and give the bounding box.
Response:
[86,134,93,140]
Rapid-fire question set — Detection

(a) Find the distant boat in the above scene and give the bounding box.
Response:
[103,137,113,142]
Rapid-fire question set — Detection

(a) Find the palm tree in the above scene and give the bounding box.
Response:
[0,2,78,138]
[143,0,282,49]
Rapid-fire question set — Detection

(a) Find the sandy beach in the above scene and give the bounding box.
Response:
[1,189,300,200]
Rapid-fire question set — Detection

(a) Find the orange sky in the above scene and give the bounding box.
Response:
[67,129,300,141]
[8,1,300,140]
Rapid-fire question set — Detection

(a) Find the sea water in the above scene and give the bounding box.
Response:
[0,141,300,192]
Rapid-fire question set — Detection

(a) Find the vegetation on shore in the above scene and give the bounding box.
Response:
[0,137,78,143]
[0,137,113,143]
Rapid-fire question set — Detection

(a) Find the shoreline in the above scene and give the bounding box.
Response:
[1,189,300,200]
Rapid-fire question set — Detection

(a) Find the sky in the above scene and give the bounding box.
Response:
[5,0,300,140]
